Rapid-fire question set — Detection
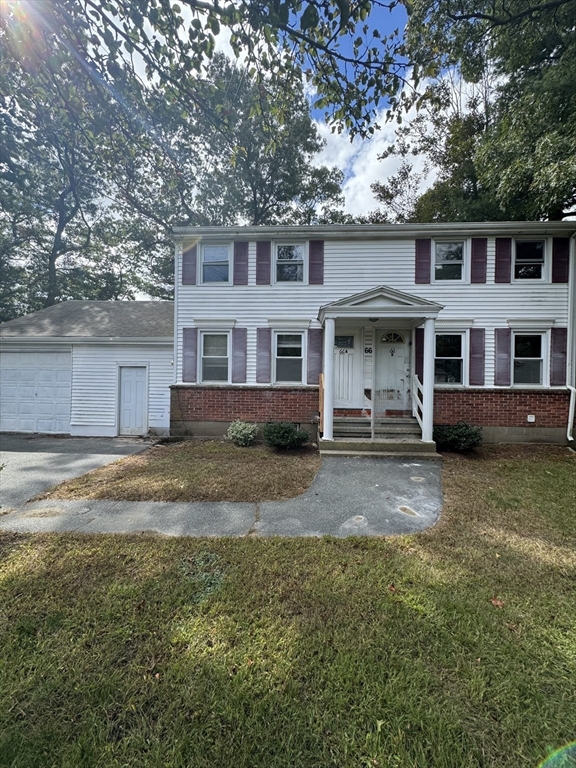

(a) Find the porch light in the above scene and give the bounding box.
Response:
[368,318,379,323]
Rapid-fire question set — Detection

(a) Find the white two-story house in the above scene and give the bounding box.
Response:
[171,222,576,449]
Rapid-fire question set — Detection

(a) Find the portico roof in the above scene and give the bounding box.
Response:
[318,285,444,323]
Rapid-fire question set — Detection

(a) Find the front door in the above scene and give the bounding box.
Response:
[333,331,363,408]
[374,332,410,416]
[119,366,147,435]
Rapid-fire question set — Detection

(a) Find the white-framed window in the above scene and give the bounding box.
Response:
[274,243,305,283]
[274,332,304,383]
[513,240,547,281]
[200,332,229,382]
[435,333,465,384]
[201,244,230,283]
[433,241,466,282]
[513,333,545,385]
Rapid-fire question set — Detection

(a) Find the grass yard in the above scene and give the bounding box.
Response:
[36,440,322,503]
[1,445,575,768]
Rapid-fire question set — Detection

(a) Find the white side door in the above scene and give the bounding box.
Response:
[333,330,363,408]
[119,366,147,435]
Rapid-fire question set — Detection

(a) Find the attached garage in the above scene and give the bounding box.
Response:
[0,301,174,437]
[0,350,72,433]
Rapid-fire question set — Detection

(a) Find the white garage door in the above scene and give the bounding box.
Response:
[0,351,72,433]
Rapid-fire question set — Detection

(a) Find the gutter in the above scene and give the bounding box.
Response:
[172,221,576,242]
[567,232,576,442]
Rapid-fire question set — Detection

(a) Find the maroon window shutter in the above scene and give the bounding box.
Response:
[495,238,512,283]
[552,238,570,283]
[256,327,272,383]
[232,328,247,383]
[233,242,248,286]
[182,328,197,382]
[256,241,271,285]
[415,327,424,381]
[182,244,197,285]
[494,328,511,386]
[307,328,323,384]
[471,238,487,284]
[309,240,324,285]
[469,328,485,386]
[550,327,567,386]
[415,239,431,284]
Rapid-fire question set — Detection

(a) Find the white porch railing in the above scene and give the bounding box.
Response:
[412,374,424,433]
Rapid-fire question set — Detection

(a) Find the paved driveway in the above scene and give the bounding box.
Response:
[0,435,150,511]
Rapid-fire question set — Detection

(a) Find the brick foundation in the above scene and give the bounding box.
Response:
[171,385,571,442]
[171,385,320,433]
[433,389,570,428]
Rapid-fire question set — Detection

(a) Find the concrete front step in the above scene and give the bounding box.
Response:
[332,417,424,441]
[320,449,441,459]
[319,438,437,455]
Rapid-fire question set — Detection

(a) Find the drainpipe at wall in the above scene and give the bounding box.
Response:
[566,232,576,442]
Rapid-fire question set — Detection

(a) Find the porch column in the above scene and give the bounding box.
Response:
[322,317,335,440]
[422,317,435,442]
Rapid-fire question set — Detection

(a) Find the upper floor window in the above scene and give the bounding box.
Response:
[434,241,465,281]
[202,244,230,283]
[275,244,304,283]
[514,240,545,280]
[435,333,464,384]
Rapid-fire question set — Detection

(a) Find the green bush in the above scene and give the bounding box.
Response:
[263,421,309,450]
[433,422,483,452]
[225,420,258,447]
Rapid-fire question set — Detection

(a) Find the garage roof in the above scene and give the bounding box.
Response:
[0,301,174,339]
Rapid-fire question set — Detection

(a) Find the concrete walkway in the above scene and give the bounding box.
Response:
[0,456,442,537]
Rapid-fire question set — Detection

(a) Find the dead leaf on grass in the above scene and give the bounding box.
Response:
[489,596,505,608]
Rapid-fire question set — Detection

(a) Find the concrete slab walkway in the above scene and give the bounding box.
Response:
[0,456,442,538]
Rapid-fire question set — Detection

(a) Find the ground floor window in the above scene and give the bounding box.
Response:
[275,333,303,383]
[513,334,543,384]
[435,334,463,384]
[201,333,229,382]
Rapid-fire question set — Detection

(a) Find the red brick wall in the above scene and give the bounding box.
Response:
[171,385,320,425]
[434,389,570,427]
[171,386,570,431]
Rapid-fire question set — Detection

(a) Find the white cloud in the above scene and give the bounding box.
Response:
[313,110,434,216]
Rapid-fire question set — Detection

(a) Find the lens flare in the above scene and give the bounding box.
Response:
[539,743,576,767]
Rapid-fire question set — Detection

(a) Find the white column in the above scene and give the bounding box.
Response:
[422,317,435,442]
[322,317,335,441]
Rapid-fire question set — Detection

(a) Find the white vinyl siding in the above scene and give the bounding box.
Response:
[70,344,172,435]
[175,236,570,389]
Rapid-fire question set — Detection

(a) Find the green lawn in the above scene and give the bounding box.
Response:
[1,446,575,768]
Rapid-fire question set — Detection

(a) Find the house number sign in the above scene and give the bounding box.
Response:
[364,347,373,354]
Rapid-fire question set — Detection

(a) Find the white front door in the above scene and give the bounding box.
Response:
[374,332,410,415]
[333,331,363,408]
[119,367,147,435]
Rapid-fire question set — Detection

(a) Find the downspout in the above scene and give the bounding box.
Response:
[566,232,576,442]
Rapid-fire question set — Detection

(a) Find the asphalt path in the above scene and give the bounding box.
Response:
[0,438,443,537]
